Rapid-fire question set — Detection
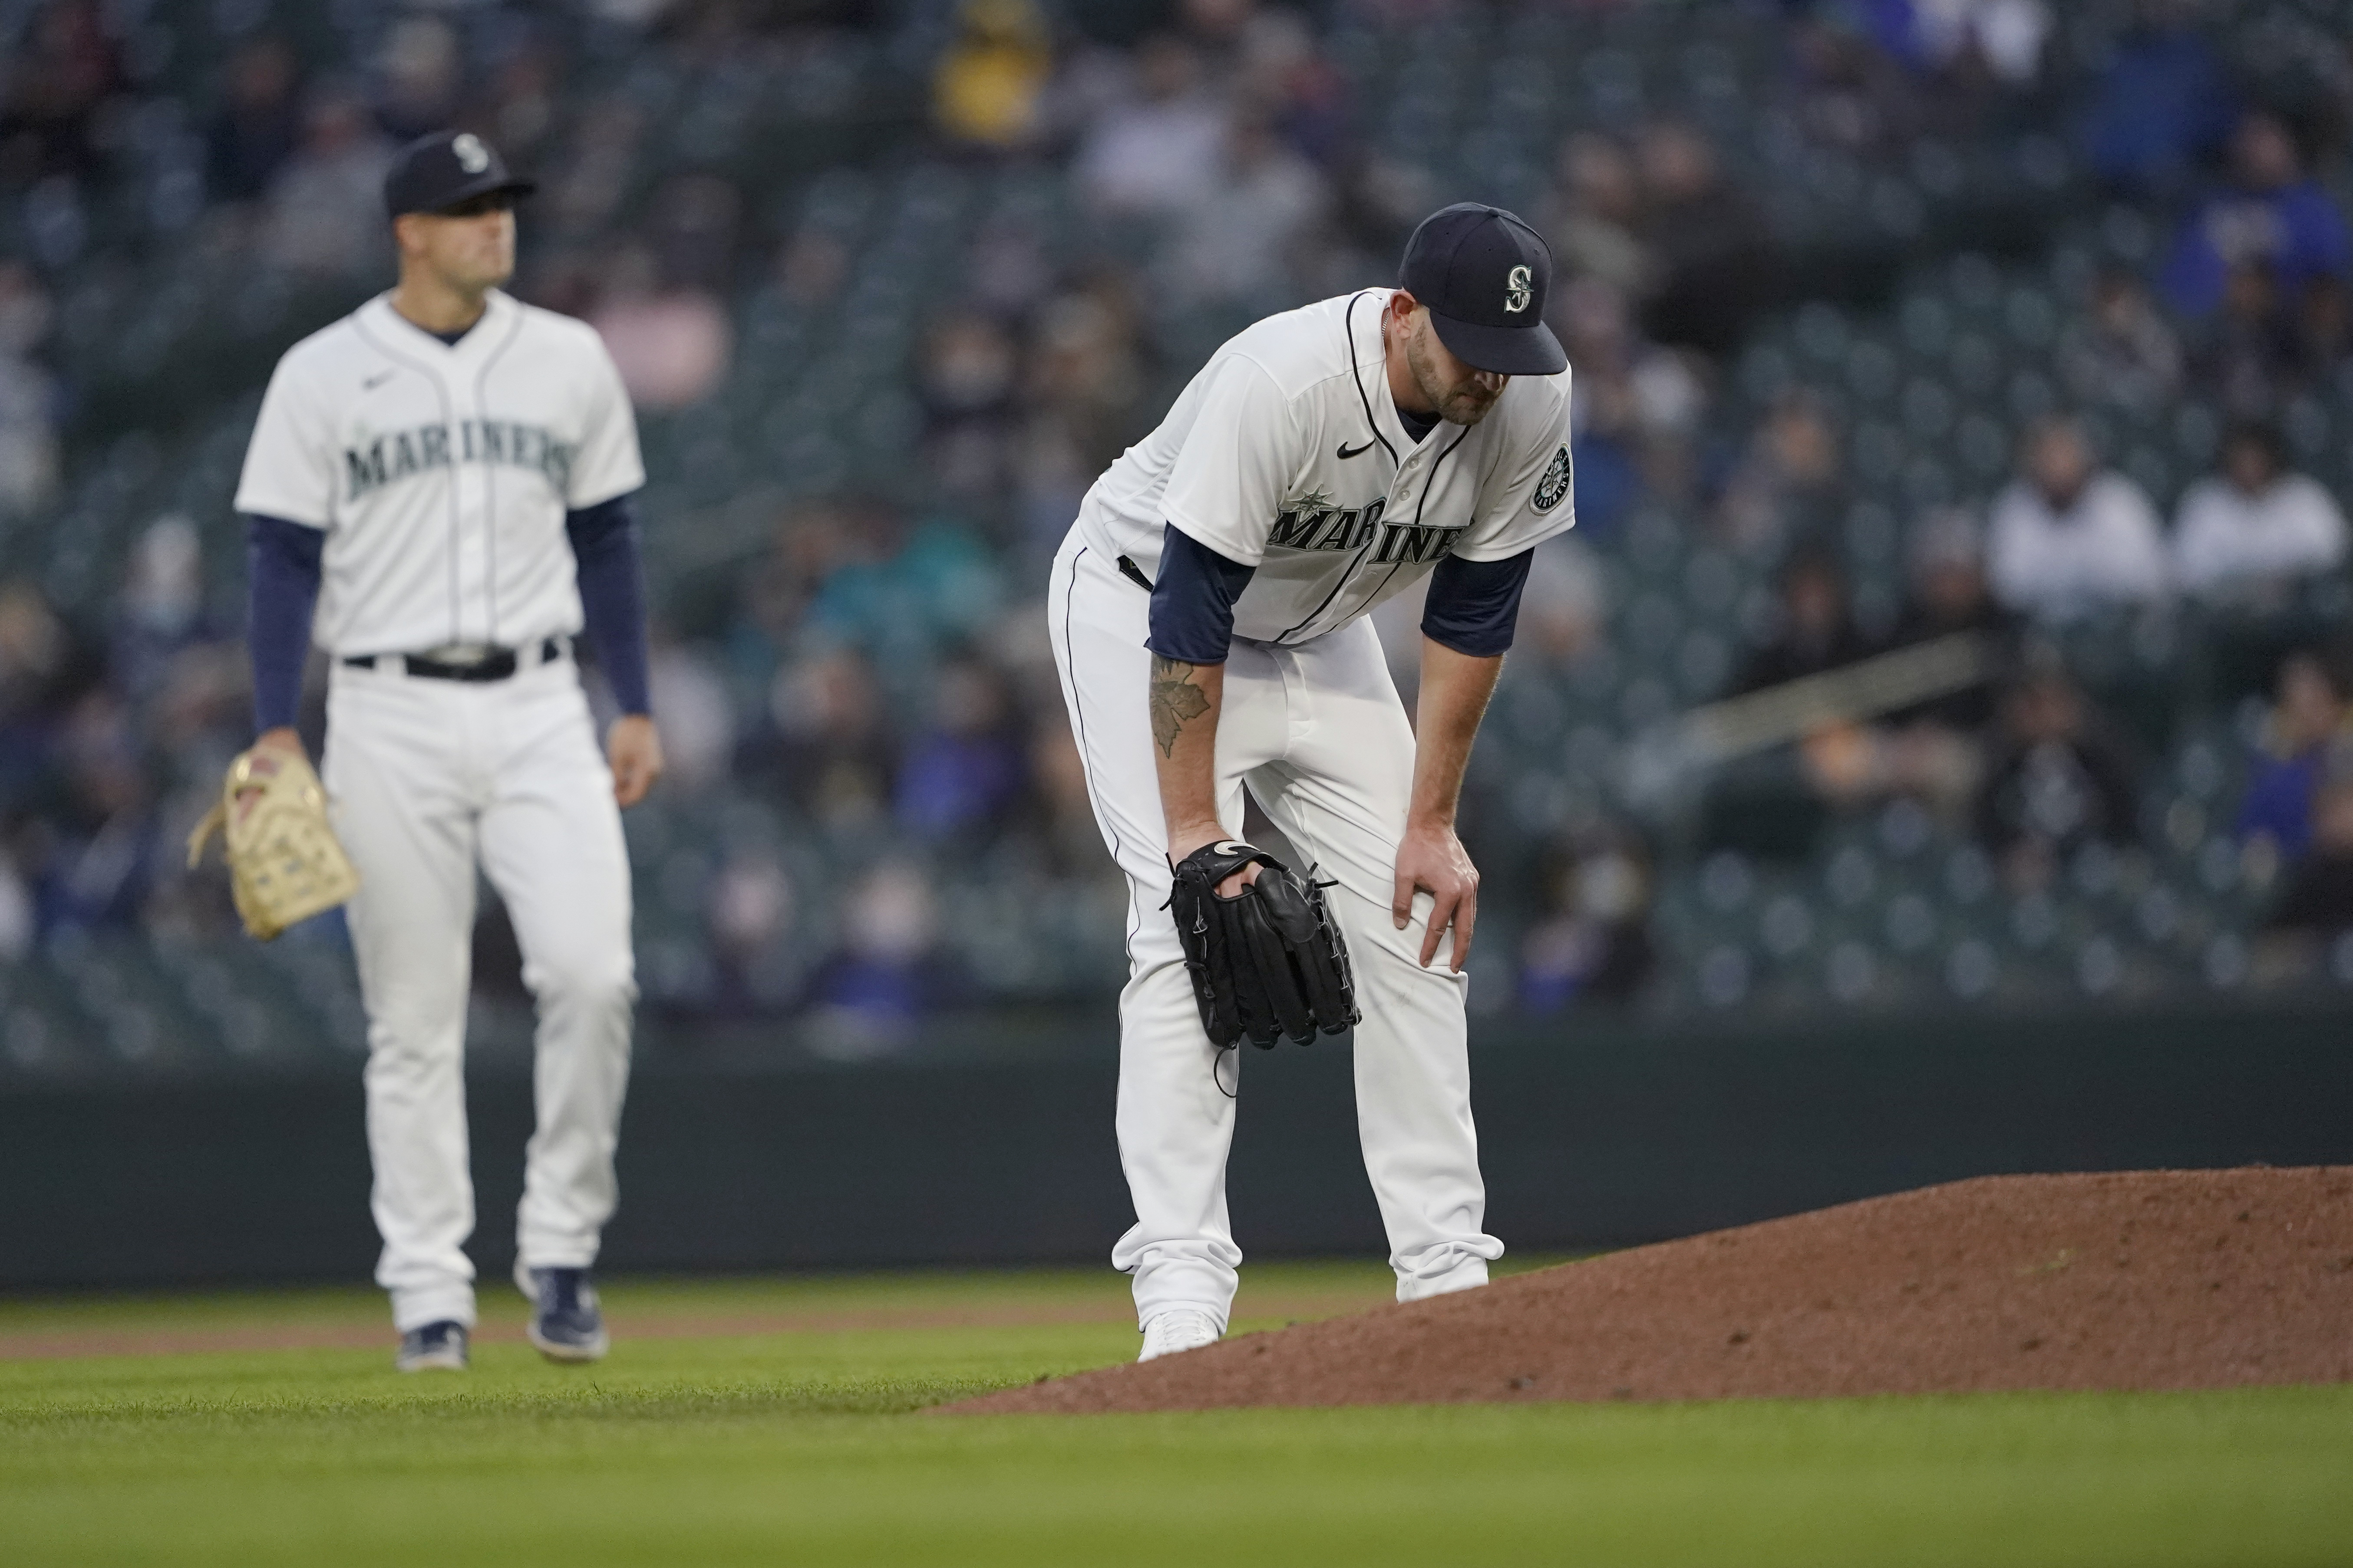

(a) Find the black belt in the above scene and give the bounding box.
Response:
[343,637,563,682]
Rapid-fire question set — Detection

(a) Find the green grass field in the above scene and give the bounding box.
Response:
[3,1260,2348,1567]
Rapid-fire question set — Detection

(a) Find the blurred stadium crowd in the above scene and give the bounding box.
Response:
[2,0,2352,1072]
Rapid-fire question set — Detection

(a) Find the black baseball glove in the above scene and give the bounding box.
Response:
[1168,840,1359,1050]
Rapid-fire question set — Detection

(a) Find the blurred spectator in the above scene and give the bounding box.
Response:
[33,692,160,935]
[1786,13,1917,154]
[2077,0,2236,194]
[1888,508,2008,727]
[542,94,643,238]
[0,577,67,714]
[759,646,897,830]
[719,506,835,706]
[894,656,1026,841]
[2236,650,2349,862]
[263,86,396,280]
[1986,418,2168,621]
[2192,261,2306,416]
[808,517,1005,665]
[933,0,1055,151]
[647,174,741,296]
[2172,423,2348,602]
[0,840,30,962]
[644,633,735,796]
[1563,375,1640,538]
[919,310,1019,500]
[1732,548,1900,815]
[1901,0,2052,89]
[1517,828,1655,1011]
[1734,549,1877,694]
[1552,278,1707,526]
[474,37,562,164]
[801,861,958,1059]
[1229,6,1346,170]
[923,313,1019,423]
[1868,510,2008,816]
[2162,111,2351,320]
[0,579,70,812]
[1636,120,1778,357]
[1016,282,1149,555]
[587,247,732,412]
[376,14,464,142]
[1538,134,1648,296]
[0,0,119,183]
[1164,115,1329,309]
[2058,269,2182,413]
[706,850,796,1012]
[206,37,303,205]
[2301,276,2351,376]
[144,640,244,771]
[1176,0,1255,69]
[1024,713,1106,875]
[110,515,212,704]
[965,215,1055,319]
[1513,536,1609,672]
[1073,36,1226,218]
[775,228,849,310]
[1973,663,2140,886]
[1714,391,1845,555]
[0,262,59,520]
[2261,758,2353,939]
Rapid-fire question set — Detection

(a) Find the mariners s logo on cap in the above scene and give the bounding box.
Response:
[383,129,538,217]
[1398,203,1567,377]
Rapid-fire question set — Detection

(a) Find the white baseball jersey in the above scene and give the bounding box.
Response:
[1074,287,1576,645]
[235,289,644,656]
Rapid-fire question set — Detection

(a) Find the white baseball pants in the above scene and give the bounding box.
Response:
[1049,535,1502,1331]
[322,655,636,1332]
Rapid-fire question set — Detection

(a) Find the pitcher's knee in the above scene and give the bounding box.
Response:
[525,950,638,1016]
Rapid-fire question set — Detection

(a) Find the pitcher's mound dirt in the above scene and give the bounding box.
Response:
[946,1167,2353,1414]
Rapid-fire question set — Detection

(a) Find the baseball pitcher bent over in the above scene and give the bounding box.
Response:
[1048,204,1578,1361]
[233,132,663,1371]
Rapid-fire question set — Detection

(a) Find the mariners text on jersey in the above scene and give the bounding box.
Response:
[1074,288,1576,646]
[1264,493,1473,566]
[342,418,578,502]
[235,290,644,657]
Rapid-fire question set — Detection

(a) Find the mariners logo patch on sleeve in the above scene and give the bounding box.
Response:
[1532,444,1573,513]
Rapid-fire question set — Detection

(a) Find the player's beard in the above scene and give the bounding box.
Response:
[1405,323,1503,426]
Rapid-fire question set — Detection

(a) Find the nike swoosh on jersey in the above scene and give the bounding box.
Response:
[1336,439,1377,459]
[362,369,396,390]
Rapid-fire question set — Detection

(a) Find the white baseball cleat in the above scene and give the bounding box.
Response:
[1138,1308,1222,1362]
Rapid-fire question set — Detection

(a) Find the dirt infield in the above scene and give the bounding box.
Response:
[947,1167,2353,1414]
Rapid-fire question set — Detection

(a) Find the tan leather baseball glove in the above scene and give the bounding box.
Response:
[185,747,360,940]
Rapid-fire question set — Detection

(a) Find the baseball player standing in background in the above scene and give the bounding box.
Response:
[233,132,662,1372]
[1049,204,1577,1360]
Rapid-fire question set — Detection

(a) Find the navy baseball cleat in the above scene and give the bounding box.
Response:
[515,1261,610,1363]
[394,1320,469,1373]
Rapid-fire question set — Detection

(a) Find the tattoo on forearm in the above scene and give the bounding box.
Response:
[1149,656,1211,758]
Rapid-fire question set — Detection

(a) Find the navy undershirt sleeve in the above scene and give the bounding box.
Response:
[567,493,652,716]
[1146,523,1256,665]
[244,513,323,733]
[1420,549,1534,658]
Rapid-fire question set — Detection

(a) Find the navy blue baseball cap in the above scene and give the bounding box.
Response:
[383,130,536,218]
[1398,203,1566,377]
